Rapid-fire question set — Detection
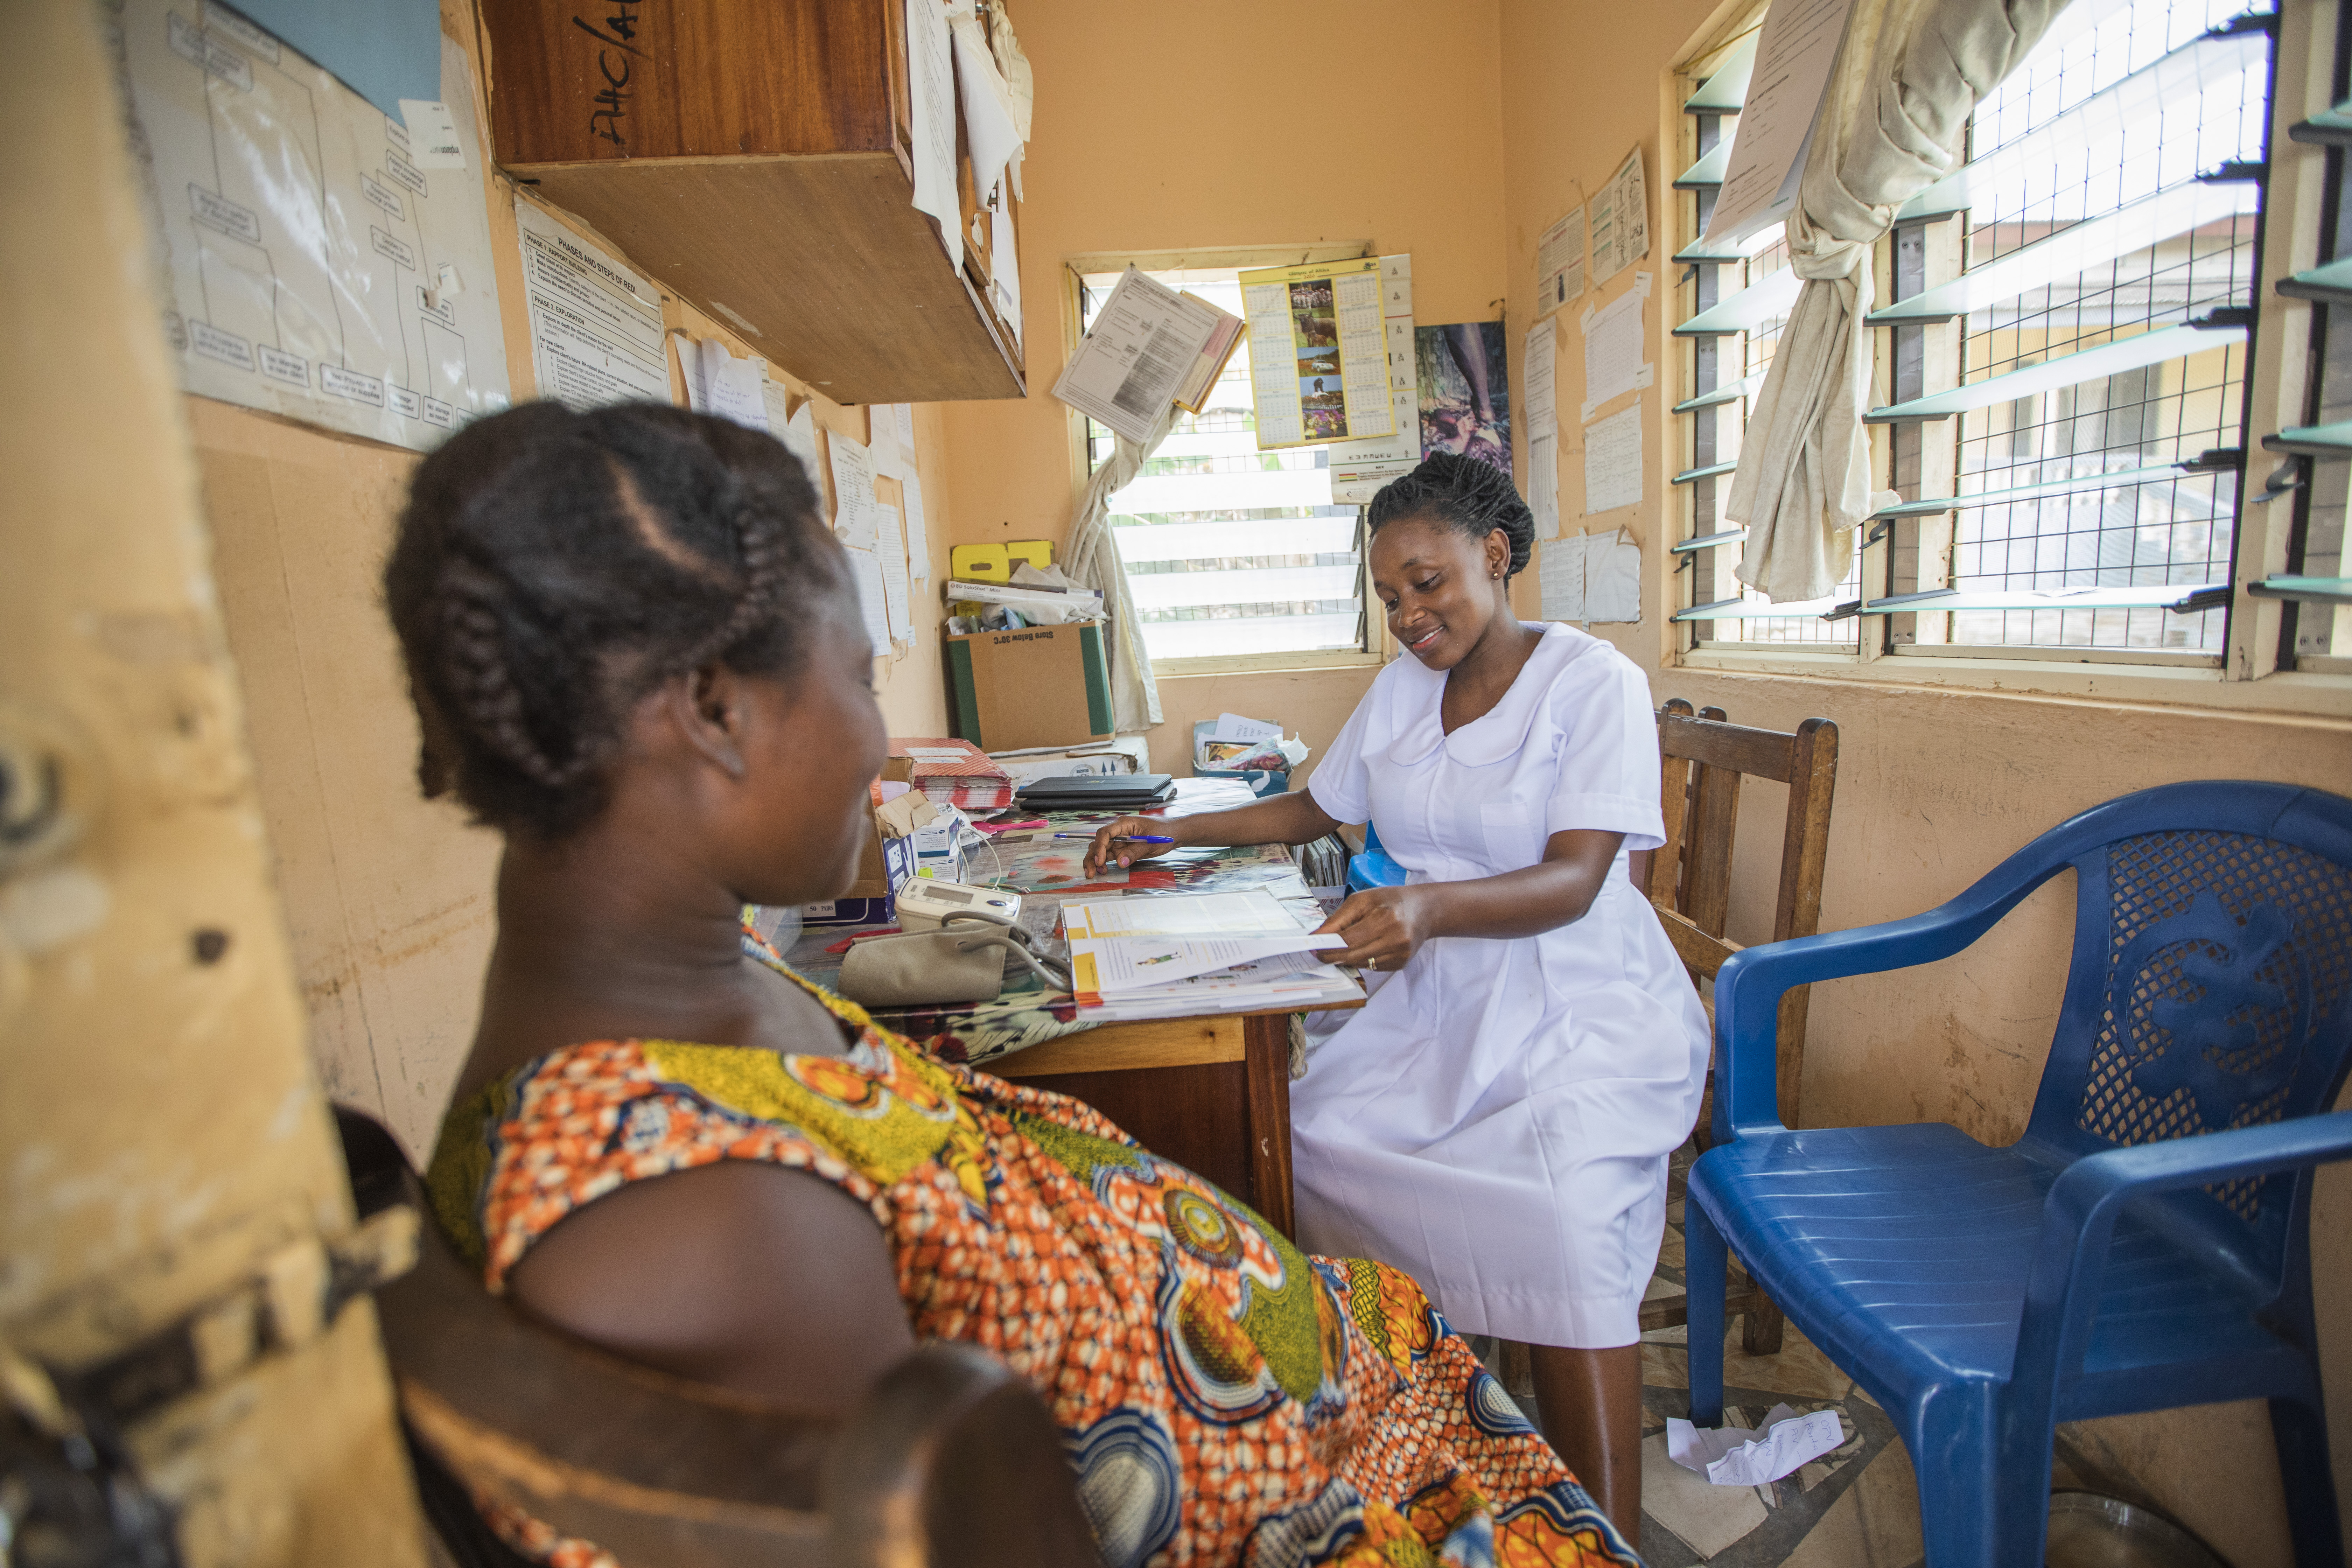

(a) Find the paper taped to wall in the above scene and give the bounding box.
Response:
[520,201,667,410]
[1583,405,1643,516]
[699,339,770,432]
[829,434,881,549]
[1329,254,1422,501]
[1536,205,1587,317]
[1589,147,1651,287]
[906,0,962,272]
[120,8,510,449]
[1580,273,1653,420]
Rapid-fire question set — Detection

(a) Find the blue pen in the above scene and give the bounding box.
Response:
[1054,831,1174,843]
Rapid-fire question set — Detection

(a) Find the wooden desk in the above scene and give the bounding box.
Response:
[989,1007,1334,1239]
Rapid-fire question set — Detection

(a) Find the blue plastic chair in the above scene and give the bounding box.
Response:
[1685,781,2352,1568]
[1346,821,1408,894]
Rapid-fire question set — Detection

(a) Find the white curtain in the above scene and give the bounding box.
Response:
[1725,0,2073,603]
[1060,401,1183,734]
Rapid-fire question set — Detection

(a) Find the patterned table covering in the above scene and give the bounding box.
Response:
[771,783,1323,1068]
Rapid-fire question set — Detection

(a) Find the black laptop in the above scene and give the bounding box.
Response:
[1013,773,1178,811]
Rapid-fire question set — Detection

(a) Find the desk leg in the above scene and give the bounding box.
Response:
[1242,1013,1295,1240]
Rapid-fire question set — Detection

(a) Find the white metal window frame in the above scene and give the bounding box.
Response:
[1060,245,1395,677]
[1663,0,2352,716]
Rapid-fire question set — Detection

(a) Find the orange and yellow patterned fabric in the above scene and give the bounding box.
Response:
[426,946,1643,1568]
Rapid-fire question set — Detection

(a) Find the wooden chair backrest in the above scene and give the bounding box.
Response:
[353,1117,1100,1568]
[1640,701,1839,1127]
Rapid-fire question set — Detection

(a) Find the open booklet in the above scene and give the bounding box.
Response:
[1062,889,1353,1011]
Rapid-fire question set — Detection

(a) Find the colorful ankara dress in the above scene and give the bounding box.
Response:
[427,941,1645,1568]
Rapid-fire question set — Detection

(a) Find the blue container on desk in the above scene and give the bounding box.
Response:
[1190,720,1290,798]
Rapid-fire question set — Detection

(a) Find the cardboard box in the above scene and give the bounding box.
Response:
[944,624,1114,753]
[841,822,917,902]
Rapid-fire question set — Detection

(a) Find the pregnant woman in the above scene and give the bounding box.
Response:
[394,406,1644,1568]
[1088,453,1708,1536]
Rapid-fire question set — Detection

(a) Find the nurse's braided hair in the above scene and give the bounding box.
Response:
[384,401,843,842]
[1366,452,1535,581]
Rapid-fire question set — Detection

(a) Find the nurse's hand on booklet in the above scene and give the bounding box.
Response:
[1083,816,1180,876]
[1314,886,1431,975]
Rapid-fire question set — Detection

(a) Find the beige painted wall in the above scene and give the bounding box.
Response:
[194,0,957,1158]
[936,0,1520,753]
[1489,0,2352,1559]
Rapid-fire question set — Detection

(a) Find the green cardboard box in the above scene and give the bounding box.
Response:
[943,624,1114,753]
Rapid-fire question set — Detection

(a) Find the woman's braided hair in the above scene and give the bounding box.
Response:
[385,401,841,841]
[1366,452,1535,581]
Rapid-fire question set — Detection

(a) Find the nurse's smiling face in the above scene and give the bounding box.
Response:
[1370,513,1513,671]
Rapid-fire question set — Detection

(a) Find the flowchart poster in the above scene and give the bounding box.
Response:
[114,1,509,449]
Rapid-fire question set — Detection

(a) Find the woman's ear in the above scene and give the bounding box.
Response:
[1488,528,1511,581]
[666,663,750,780]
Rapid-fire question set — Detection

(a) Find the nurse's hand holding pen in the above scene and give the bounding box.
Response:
[1082,815,1184,875]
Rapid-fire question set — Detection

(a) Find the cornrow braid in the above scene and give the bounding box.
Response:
[1367,451,1535,580]
[433,558,598,792]
[676,478,785,676]
[385,401,842,841]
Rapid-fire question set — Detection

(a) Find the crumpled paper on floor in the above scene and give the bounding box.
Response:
[1665,1404,1846,1487]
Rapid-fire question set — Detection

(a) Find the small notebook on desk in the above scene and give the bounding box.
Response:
[1061,889,1358,1020]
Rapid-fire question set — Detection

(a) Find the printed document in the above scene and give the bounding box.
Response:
[1051,267,1220,445]
[1590,149,1651,287]
[1584,406,1644,516]
[1329,254,1423,500]
[1704,0,1859,248]
[1535,206,1587,318]
[520,201,666,412]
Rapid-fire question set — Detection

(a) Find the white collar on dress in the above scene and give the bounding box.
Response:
[1384,622,1592,769]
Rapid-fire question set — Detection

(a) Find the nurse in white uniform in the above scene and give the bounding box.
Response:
[1085,453,1707,1536]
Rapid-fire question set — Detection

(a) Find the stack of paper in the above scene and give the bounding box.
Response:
[890,737,1016,811]
[1062,890,1359,1021]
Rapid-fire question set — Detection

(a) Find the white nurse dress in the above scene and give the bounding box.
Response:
[1295,621,1709,1349]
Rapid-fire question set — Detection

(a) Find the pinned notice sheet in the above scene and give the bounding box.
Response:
[1523,317,1560,539]
[1583,405,1644,516]
[1330,254,1423,502]
[1703,0,1860,249]
[847,548,891,656]
[906,0,961,271]
[1535,206,1587,318]
[827,433,881,550]
[1052,267,1221,445]
[1539,529,1643,624]
[876,503,914,646]
[1581,273,1653,421]
[698,339,770,432]
[1589,148,1650,288]
[903,472,933,581]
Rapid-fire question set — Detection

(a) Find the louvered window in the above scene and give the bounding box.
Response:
[1672,0,2281,662]
[1076,267,1369,666]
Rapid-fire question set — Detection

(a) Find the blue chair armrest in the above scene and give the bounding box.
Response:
[1714,857,2073,1138]
[2009,1111,2352,1402]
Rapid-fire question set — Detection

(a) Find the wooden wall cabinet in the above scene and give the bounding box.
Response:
[480,0,1024,404]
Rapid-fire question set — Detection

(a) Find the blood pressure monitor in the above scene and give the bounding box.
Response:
[895,880,1023,934]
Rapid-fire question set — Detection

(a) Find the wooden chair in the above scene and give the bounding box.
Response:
[340,1112,1102,1568]
[1630,702,1839,1356]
